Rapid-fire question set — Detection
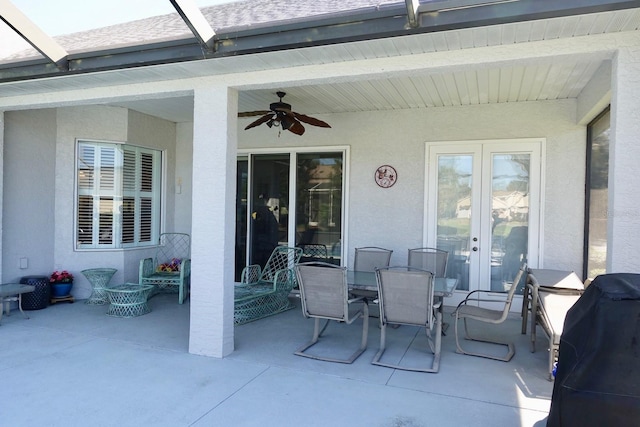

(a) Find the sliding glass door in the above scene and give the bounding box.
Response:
[235,150,345,280]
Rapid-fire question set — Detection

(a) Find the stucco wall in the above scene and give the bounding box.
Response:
[239,98,585,272]
[175,122,193,235]
[125,110,180,284]
[2,109,56,282]
[54,105,129,297]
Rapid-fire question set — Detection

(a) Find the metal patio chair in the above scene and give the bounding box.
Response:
[452,263,527,362]
[139,233,191,304]
[407,247,449,277]
[234,246,302,325]
[350,246,393,301]
[372,266,442,373]
[299,243,329,262]
[294,262,369,364]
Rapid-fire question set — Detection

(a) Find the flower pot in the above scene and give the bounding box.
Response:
[51,282,73,298]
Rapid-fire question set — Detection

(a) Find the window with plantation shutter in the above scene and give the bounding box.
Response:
[76,140,161,249]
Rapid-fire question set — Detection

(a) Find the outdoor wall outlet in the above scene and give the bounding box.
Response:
[19,257,28,269]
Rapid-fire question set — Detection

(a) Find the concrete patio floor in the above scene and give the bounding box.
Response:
[1,294,552,426]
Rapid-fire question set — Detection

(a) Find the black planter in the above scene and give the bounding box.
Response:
[20,276,50,310]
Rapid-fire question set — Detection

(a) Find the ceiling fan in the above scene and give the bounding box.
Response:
[239,91,331,136]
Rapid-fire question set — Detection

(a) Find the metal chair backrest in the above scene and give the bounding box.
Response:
[502,263,527,313]
[299,243,328,259]
[260,246,303,283]
[354,247,392,272]
[375,266,435,328]
[408,247,448,277]
[155,233,190,266]
[296,262,348,320]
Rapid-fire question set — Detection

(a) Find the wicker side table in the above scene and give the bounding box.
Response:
[105,283,154,318]
[82,268,117,305]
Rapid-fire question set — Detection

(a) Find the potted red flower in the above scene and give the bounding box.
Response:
[50,270,74,298]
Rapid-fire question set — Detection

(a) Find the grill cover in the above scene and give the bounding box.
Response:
[547,273,640,427]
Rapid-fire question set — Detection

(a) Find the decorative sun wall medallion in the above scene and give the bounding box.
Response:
[374,165,397,188]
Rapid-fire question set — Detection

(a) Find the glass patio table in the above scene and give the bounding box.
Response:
[347,270,458,297]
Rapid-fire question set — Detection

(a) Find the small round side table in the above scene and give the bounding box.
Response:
[82,268,117,305]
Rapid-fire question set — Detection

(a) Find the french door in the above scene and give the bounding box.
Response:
[235,149,346,281]
[426,139,542,305]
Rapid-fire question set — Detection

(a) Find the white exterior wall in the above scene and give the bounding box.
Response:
[126,109,179,276]
[175,122,194,235]
[239,99,585,272]
[54,106,128,297]
[2,109,57,282]
[610,47,640,273]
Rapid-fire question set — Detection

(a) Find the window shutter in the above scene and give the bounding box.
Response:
[76,140,160,249]
[122,147,136,244]
[139,151,155,243]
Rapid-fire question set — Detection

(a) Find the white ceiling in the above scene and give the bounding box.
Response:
[114,52,607,124]
[5,8,637,122]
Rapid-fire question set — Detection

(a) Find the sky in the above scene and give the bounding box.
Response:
[0,0,241,57]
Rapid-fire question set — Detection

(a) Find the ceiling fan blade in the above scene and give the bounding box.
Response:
[238,110,271,117]
[288,119,305,135]
[292,112,331,128]
[244,113,274,130]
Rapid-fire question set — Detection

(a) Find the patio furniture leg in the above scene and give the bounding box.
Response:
[454,317,515,362]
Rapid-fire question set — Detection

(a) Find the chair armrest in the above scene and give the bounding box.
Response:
[273,268,295,293]
[454,293,508,312]
[536,286,584,296]
[180,259,191,279]
[240,264,261,285]
[460,290,508,303]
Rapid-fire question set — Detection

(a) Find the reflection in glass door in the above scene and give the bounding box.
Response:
[428,141,541,299]
[250,154,290,268]
[489,154,531,291]
[434,153,476,292]
[296,153,342,264]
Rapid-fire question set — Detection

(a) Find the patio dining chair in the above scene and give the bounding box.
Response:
[294,262,369,364]
[407,247,448,277]
[139,233,191,304]
[354,246,393,272]
[372,266,442,373]
[350,246,393,301]
[452,262,527,362]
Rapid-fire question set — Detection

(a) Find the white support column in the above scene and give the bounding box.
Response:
[609,47,640,273]
[189,86,237,357]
